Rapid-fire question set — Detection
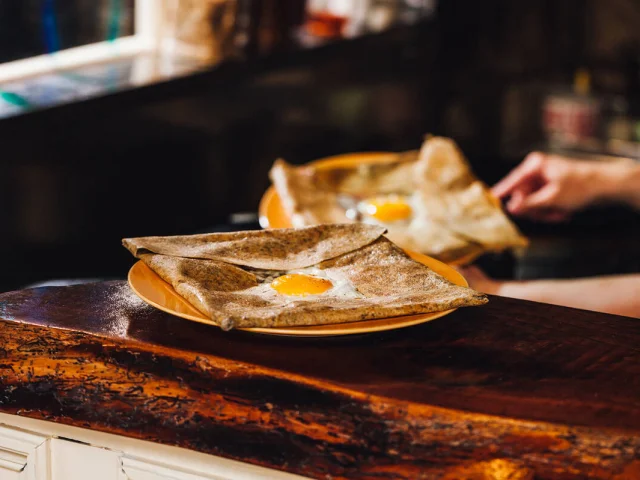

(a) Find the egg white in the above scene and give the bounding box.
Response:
[250,266,364,301]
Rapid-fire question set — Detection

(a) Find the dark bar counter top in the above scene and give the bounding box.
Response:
[0,281,638,479]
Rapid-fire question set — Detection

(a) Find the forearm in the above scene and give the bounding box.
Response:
[497,274,640,318]
[596,160,640,210]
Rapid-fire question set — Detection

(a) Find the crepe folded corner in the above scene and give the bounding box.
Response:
[123,224,487,330]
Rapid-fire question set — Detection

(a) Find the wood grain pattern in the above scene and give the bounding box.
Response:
[0,281,639,479]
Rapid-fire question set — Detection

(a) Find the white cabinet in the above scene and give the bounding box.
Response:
[0,425,49,480]
[118,454,302,480]
[51,438,120,480]
[0,414,307,480]
[120,456,228,480]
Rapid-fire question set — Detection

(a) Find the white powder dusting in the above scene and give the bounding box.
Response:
[98,282,154,337]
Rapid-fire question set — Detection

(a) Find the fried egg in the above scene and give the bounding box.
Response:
[356,193,420,226]
[271,273,332,296]
[252,267,363,300]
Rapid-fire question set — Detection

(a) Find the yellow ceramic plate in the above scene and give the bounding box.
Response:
[258,152,490,266]
[259,152,397,230]
[128,249,468,337]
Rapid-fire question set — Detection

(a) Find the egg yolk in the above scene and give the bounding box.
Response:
[271,274,333,296]
[364,197,412,222]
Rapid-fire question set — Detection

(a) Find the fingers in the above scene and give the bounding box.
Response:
[492,152,546,199]
[503,177,569,222]
[505,182,569,222]
[511,184,559,214]
[506,188,526,212]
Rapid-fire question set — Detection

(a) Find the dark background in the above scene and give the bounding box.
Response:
[0,0,638,290]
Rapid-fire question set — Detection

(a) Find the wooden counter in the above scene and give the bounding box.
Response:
[0,281,638,479]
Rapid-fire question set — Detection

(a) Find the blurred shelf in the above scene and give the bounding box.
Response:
[0,20,433,132]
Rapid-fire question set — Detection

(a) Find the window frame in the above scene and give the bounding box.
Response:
[0,0,162,83]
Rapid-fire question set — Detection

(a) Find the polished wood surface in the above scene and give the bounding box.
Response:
[0,281,639,479]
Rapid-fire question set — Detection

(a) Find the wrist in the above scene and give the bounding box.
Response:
[494,281,515,298]
[593,160,640,207]
[495,280,534,301]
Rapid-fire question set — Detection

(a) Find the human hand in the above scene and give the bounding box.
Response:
[492,152,604,222]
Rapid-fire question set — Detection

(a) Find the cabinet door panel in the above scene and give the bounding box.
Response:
[51,438,120,480]
[0,424,50,480]
[120,455,305,480]
[120,456,225,480]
